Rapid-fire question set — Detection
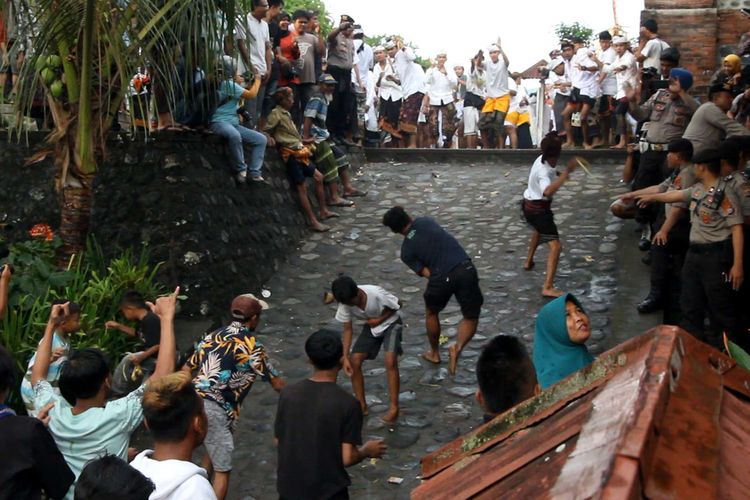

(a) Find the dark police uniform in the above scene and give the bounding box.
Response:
[677,175,746,351]
[642,163,696,322]
[629,89,699,228]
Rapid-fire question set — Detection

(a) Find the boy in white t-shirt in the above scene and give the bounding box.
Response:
[331,275,403,424]
[561,37,599,149]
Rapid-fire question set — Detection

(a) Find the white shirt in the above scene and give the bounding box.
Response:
[425,66,457,105]
[613,51,638,99]
[246,14,270,75]
[131,450,217,500]
[394,47,423,98]
[560,58,574,96]
[483,58,509,98]
[354,40,374,89]
[335,285,401,336]
[466,68,486,98]
[523,155,556,201]
[572,47,599,98]
[641,38,669,70]
[599,47,618,96]
[374,61,403,101]
[509,79,529,114]
[549,69,570,97]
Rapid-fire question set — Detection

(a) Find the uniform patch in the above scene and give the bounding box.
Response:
[406,229,416,239]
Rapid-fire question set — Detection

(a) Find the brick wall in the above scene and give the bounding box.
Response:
[642,1,750,96]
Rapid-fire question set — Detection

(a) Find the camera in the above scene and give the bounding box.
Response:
[237,108,252,123]
[539,66,550,79]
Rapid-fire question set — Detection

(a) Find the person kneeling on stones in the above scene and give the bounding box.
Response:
[105,291,162,398]
[265,86,339,232]
[303,73,366,206]
[476,335,539,423]
[331,275,403,423]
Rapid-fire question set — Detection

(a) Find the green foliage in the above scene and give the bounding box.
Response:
[364,33,431,70]
[0,237,167,413]
[554,22,594,45]
[727,339,750,372]
[283,0,332,33]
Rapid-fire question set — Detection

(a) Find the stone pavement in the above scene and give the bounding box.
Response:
[226,158,658,499]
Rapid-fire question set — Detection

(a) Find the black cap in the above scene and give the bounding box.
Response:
[692,148,721,164]
[340,14,355,24]
[660,47,680,63]
[598,31,612,41]
[719,140,741,163]
[641,19,658,33]
[668,138,694,157]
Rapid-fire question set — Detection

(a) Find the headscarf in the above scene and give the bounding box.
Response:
[532,293,594,389]
[724,54,742,75]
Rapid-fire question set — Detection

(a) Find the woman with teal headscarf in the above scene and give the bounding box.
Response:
[532,293,594,389]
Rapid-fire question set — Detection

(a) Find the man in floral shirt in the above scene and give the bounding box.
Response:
[183,293,284,500]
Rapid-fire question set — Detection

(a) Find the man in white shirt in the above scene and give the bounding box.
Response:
[610,36,638,148]
[561,37,599,149]
[478,42,510,149]
[597,31,617,147]
[463,52,487,149]
[332,275,403,424]
[246,0,272,129]
[548,47,572,137]
[504,73,531,149]
[374,43,403,144]
[635,19,669,71]
[422,52,458,148]
[390,39,425,148]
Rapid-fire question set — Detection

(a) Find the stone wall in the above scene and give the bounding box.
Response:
[0,131,363,319]
[642,0,750,96]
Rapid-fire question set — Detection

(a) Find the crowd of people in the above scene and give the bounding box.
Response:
[3,4,750,500]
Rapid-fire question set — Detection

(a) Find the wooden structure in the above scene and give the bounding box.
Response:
[413,326,750,499]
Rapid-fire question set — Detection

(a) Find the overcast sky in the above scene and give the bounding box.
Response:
[325,0,645,71]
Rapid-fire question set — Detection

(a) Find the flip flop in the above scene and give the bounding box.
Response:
[344,190,367,198]
[330,200,355,207]
[311,224,330,233]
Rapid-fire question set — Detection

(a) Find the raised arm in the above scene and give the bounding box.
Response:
[147,287,179,380]
[31,303,68,386]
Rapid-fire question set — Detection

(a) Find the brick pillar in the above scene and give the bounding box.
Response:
[641,0,750,97]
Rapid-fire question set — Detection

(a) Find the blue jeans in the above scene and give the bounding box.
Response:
[210,121,267,177]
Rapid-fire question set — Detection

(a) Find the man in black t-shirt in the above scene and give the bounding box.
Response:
[275,330,386,500]
[383,206,484,375]
[0,346,74,500]
[105,290,162,397]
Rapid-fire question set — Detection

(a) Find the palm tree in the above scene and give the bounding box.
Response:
[8,0,237,262]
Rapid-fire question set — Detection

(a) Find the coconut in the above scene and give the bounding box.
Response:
[47,54,62,69]
[50,80,65,99]
[34,55,47,73]
[41,68,57,86]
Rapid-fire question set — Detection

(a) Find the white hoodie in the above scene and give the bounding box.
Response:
[131,450,217,500]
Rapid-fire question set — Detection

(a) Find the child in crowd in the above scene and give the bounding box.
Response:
[106,290,162,397]
[331,275,403,423]
[20,300,80,416]
[74,455,155,500]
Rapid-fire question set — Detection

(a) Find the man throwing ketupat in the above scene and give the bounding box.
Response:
[383,206,484,375]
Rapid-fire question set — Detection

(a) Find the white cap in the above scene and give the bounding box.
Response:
[549,57,564,69]
[374,45,385,52]
[488,44,501,53]
[612,36,627,44]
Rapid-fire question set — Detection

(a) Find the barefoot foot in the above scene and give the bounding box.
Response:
[382,407,399,424]
[523,260,535,271]
[421,351,441,364]
[448,344,460,376]
[542,287,564,298]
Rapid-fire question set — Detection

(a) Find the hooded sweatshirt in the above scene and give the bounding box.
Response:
[532,293,594,389]
[130,450,217,500]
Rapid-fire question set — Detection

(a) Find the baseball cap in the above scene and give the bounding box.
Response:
[318,73,337,85]
[231,293,269,321]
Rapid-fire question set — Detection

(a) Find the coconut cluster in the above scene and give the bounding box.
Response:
[35,54,65,99]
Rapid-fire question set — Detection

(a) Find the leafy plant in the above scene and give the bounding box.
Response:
[554,22,594,45]
[0,236,167,413]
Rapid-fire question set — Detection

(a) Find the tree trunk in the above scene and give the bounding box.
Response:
[58,185,92,267]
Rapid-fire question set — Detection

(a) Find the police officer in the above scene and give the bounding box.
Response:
[627,67,698,250]
[621,139,695,319]
[683,82,750,156]
[637,149,747,352]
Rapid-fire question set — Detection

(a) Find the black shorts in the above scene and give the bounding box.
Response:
[597,95,615,116]
[424,260,483,320]
[351,319,403,360]
[286,157,316,185]
[615,97,630,116]
[522,201,560,241]
[569,87,595,107]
